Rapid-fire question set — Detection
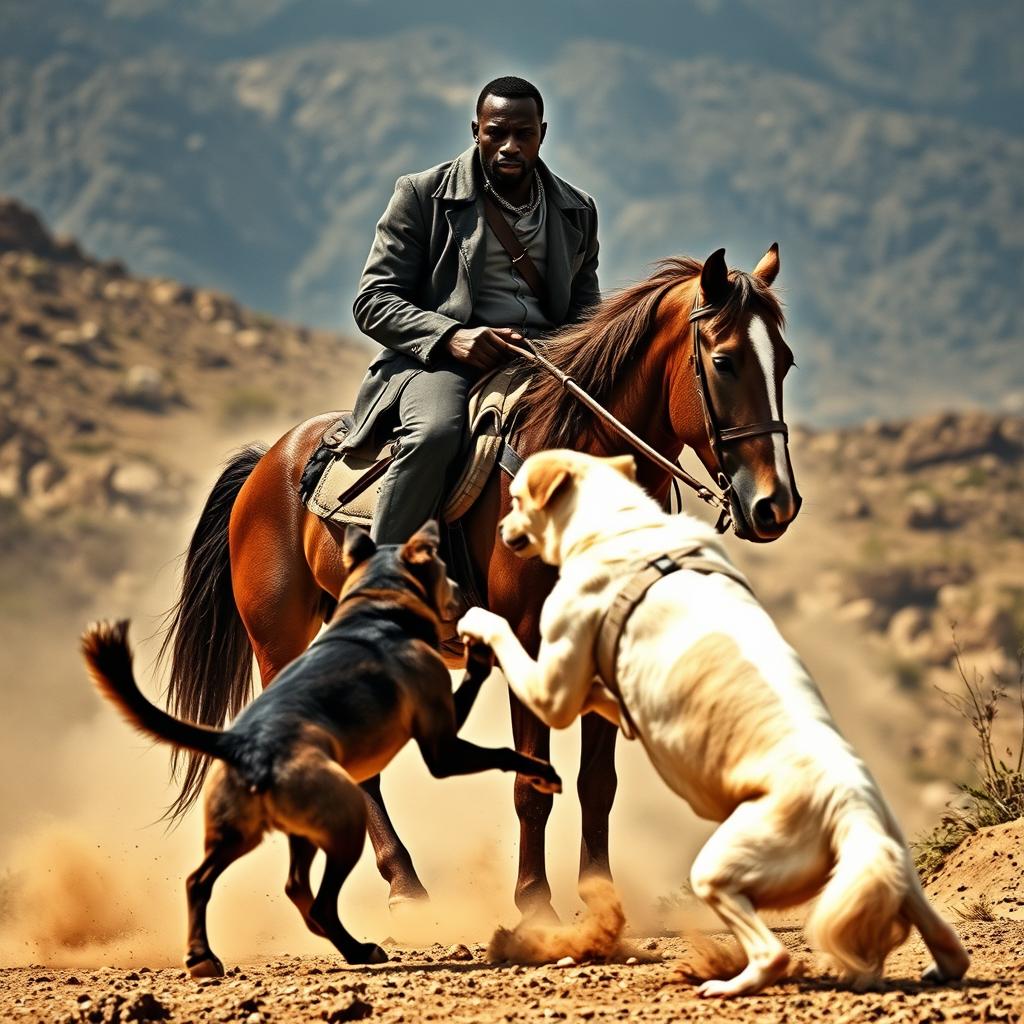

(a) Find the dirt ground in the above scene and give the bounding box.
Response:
[4,923,1023,1024]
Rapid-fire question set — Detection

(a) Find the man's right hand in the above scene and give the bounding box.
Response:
[445,326,524,370]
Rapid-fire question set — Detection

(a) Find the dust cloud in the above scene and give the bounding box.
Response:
[0,419,938,970]
[487,877,626,965]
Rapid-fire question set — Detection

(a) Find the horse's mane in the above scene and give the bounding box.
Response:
[516,256,785,450]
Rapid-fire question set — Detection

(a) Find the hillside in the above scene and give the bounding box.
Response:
[0,3,1021,423]
[749,413,1024,783]
[0,197,368,616]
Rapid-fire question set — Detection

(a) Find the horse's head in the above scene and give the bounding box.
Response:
[665,245,801,542]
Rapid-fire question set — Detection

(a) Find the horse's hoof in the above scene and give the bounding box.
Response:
[922,962,946,984]
[348,942,388,965]
[388,888,430,913]
[185,953,225,979]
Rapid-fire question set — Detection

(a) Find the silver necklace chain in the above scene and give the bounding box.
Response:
[483,167,544,219]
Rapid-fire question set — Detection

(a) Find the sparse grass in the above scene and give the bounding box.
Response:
[219,385,279,424]
[66,437,111,456]
[952,894,996,923]
[959,465,990,489]
[914,635,1024,876]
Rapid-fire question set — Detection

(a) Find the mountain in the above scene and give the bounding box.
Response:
[0,2,1021,423]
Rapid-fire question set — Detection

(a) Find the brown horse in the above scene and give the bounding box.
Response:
[161,245,801,920]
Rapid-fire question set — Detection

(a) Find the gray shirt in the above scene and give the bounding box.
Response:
[472,190,554,336]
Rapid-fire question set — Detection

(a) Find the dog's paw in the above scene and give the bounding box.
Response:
[457,607,502,647]
[697,978,737,998]
[185,952,225,979]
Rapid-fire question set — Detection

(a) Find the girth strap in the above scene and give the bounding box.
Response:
[594,545,754,741]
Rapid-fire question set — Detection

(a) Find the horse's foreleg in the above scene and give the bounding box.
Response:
[509,692,558,923]
[360,775,429,907]
[577,712,618,890]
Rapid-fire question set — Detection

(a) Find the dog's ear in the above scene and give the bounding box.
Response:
[401,519,440,565]
[525,461,573,510]
[606,455,637,481]
[343,526,376,571]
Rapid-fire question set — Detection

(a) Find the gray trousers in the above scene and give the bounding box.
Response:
[371,363,477,544]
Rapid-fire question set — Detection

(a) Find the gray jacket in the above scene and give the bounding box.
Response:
[345,145,600,452]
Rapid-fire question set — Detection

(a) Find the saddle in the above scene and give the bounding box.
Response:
[299,364,530,529]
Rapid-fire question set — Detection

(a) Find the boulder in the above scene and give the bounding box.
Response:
[25,459,64,499]
[22,344,57,367]
[108,461,162,502]
[904,490,945,530]
[150,279,191,305]
[888,606,930,649]
[837,597,881,627]
[234,328,266,350]
[118,364,167,410]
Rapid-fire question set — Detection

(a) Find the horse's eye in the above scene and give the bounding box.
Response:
[712,356,736,376]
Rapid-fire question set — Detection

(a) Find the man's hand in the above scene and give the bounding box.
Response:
[445,326,524,369]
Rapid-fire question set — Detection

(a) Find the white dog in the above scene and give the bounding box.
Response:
[458,449,968,996]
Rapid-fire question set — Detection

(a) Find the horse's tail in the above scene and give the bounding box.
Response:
[159,443,267,823]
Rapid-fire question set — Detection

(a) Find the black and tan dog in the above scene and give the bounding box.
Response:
[82,521,561,977]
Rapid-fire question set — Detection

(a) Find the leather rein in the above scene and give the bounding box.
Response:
[497,297,789,534]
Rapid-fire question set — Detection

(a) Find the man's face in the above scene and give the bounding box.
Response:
[472,95,547,188]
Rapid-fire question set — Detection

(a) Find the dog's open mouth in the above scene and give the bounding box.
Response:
[504,533,531,552]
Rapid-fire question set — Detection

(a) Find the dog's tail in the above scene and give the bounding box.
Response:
[805,799,911,985]
[159,443,266,821]
[83,620,239,765]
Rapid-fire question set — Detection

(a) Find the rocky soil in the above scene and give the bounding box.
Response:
[2,926,1023,1024]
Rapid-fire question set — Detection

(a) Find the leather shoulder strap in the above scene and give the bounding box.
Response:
[482,195,550,312]
[594,546,755,736]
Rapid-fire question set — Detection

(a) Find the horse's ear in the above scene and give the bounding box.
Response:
[606,455,637,481]
[525,461,573,510]
[700,248,731,307]
[343,526,376,571]
[400,520,440,565]
[753,242,780,286]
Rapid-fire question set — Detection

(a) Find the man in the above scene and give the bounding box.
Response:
[346,75,601,545]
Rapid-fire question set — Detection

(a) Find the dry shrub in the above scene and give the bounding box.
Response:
[914,638,1024,876]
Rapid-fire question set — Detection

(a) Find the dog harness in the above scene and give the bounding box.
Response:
[593,544,754,741]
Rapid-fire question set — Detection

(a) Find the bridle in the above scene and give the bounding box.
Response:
[497,292,790,535]
[687,302,790,531]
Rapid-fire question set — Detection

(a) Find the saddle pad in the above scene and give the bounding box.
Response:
[303,439,395,528]
[301,365,530,529]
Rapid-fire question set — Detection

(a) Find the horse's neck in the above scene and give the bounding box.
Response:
[593,329,694,502]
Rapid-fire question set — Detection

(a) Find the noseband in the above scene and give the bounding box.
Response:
[687,303,790,530]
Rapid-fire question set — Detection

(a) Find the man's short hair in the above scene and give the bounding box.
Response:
[476,76,544,120]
